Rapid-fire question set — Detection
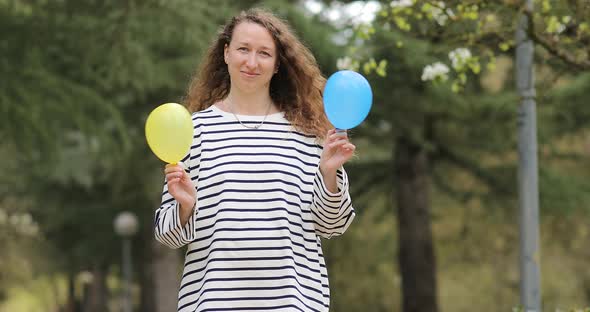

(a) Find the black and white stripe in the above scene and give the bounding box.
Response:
[154,105,355,312]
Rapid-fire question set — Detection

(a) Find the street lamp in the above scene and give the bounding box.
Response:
[516,0,541,311]
[114,211,139,312]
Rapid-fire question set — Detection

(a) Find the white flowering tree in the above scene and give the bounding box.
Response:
[346,0,589,87]
[320,0,590,311]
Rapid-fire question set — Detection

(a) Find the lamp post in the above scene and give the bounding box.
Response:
[516,0,541,310]
[114,211,139,312]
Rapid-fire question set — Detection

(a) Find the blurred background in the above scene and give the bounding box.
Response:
[1,0,590,311]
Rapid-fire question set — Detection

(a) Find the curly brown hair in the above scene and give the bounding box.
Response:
[185,8,331,138]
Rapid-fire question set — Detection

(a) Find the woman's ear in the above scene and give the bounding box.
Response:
[224,44,229,64]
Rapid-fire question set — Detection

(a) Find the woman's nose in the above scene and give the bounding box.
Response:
[245,53,257,68]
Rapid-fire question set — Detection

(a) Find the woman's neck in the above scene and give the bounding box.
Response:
[225,90,275,115]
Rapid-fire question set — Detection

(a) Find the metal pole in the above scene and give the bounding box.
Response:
[122,238,133,312]
[516,0,541,310]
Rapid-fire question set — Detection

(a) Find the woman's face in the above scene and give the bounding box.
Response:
[224,22,278,95]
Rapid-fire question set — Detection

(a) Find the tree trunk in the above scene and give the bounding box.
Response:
[139,239,156,312]
[394,137,438,312]
[64,272,78,312]
[151,240,182,312]
[138,196,183,312]
[82,264,108,312]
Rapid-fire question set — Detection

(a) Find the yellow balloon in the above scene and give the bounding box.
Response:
[145,103,193,164]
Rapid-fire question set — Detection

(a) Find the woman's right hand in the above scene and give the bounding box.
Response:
[164,163,196,211]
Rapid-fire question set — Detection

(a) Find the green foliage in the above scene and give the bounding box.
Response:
[0,0,352,307]
[3,0,590,310]
[308,1,590,310]
[512,307,590,312]
[257,0,341,74]
[0,0,240,282]
[543,73,590,136]
[323,195,399,312]
[354,0,590,90]
[327,0,590,214]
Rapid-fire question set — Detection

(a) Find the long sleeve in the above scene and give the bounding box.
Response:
[310,166,355,239]
[154,115,201,249]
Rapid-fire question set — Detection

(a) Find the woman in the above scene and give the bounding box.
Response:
[155,8,356,312]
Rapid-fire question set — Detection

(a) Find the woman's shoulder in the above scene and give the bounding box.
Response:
[192,105,218,117]
[190,105,227,124]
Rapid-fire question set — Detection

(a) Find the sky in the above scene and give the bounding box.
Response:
[303,0,380,25]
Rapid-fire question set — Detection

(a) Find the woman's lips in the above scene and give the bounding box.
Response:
[241,71,259,78]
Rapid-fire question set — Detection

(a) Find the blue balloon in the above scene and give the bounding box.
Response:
[323,70,373,130]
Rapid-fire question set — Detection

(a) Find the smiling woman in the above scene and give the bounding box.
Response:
[223,22,279,102]
[153,8,358,312]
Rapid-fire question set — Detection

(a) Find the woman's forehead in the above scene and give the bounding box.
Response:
[231,22,276,50]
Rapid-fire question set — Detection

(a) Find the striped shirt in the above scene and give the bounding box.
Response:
[154,105,355,312]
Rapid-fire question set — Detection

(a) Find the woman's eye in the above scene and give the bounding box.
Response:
[238,47,248,52]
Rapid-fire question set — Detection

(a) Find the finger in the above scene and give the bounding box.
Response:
[337,145,356,161]
[333,134,350,143]
[325,133,349,146]
[328,139,351,150]
[177,161,187,171]
[329,132,348,142]
[166,172,184,181]
[328,141,356,154]
[324,132,336,144]
[167,177,180,187]
[329,135,350,146]
[181,170,191,182]
[342,143,356,152]
[164,165,184,175]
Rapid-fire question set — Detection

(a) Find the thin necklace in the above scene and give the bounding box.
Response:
[226,98,272,129]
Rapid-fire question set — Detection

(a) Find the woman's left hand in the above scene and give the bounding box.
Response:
[319,129,356,175]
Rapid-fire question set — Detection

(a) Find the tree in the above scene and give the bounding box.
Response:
[315,0,590,311]
[1,0,236,310]
[1,0,348,310]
